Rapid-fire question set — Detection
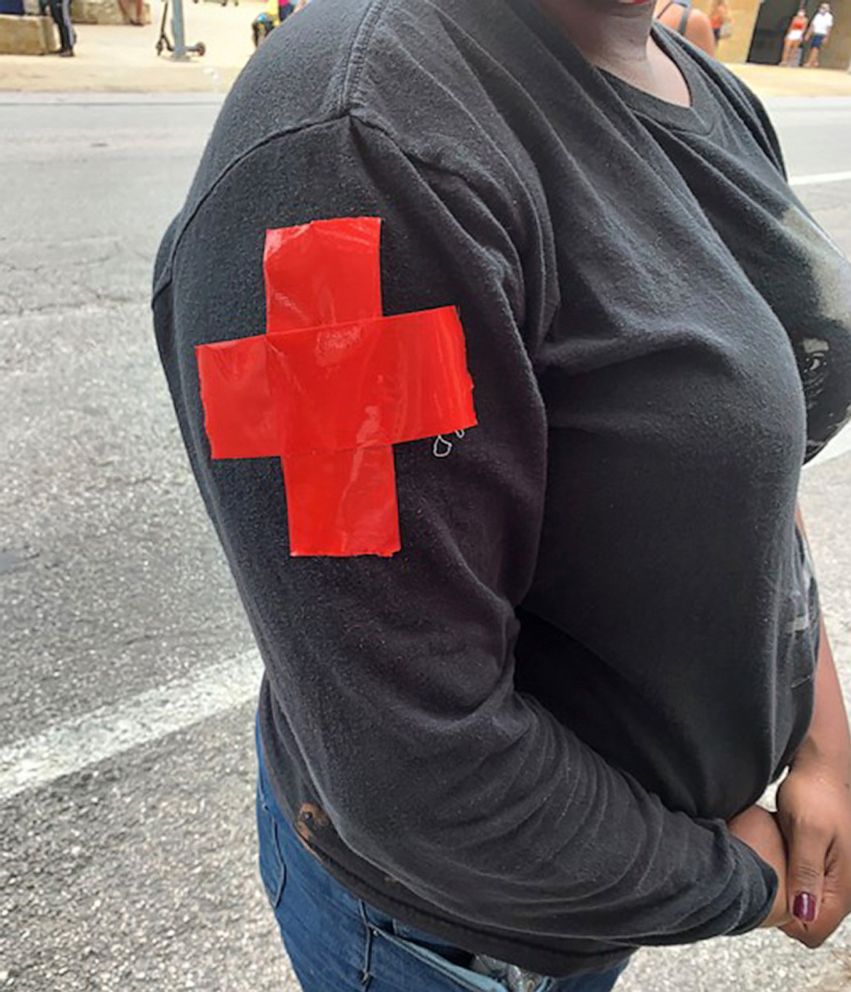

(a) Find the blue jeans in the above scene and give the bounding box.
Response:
[255,725,628,992]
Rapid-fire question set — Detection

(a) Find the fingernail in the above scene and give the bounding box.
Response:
[793,892,816,922]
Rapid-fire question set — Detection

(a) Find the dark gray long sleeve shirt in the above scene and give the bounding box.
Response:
[152,0,851,977]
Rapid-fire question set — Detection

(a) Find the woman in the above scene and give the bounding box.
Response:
[654,0,717,55]
[48,0,75,55]
[709,0,731,43]
[783,7,809,66]
[153,0,851,989]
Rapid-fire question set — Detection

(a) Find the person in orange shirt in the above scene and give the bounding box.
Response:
[783,7,809,66]
[709,0,732,43]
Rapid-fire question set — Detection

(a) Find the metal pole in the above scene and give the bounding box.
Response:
[170,0,189,60]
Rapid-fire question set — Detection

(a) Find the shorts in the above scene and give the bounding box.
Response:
[811,33,827,47]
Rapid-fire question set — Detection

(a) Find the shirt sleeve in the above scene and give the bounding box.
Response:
[153,111,778,948]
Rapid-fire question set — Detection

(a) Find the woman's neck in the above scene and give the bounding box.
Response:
[532,0,689,104]
[533,0,656,76]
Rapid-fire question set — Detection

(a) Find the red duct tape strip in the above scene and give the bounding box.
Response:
[264,217,383,333]
[196,217,476,557]
[196,334,276,459]
[283,446,399,557]
[264,218,398,556]
[268,307,476,456]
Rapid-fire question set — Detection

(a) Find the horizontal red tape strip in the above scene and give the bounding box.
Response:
[269,306,476,456]
[196,334,276,460]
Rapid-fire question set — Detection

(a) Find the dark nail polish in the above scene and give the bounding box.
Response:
[794,892,816,922]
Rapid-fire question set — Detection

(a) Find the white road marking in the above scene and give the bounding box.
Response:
[790,170,851,188]
[809,427,851,467]
[0,650,263,802]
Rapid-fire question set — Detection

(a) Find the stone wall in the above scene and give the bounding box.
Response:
[69,0,150,23]
[0,13,59,54]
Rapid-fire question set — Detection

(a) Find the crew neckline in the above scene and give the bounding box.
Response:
[598,26,717,136]
[503,0,718,135]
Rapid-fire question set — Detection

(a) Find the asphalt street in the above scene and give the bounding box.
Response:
[2,93,851,992]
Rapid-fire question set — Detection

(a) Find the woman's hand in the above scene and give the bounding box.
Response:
[776,757,851,947]
[779,511,851,947]
[728,805,792,928]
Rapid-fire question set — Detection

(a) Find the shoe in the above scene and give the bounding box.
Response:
[59,47,74,56]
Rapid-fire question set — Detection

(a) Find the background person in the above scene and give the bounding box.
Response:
[251,10,275,45]
[118,0,145,24]
[654,0,717,55]
[252,0,278,47]
[782,7,809,65]
[708,0,732,43]
[805,2,834,66]
[48,0,74,55]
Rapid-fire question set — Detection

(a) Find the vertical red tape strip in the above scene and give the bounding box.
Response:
[283,446,399,558]
[263,218,401,556]
[264,217,383,332]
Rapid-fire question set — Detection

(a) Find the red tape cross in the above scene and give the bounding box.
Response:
[195,218,477,557]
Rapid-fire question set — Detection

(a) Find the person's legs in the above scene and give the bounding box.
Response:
[48,0,73,52]
[806,35,823,65]
[255,721,628,992]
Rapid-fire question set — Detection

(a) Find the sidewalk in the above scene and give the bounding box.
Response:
[0,0,256,93]
[3,0,851,98]
[732,62,851,98]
